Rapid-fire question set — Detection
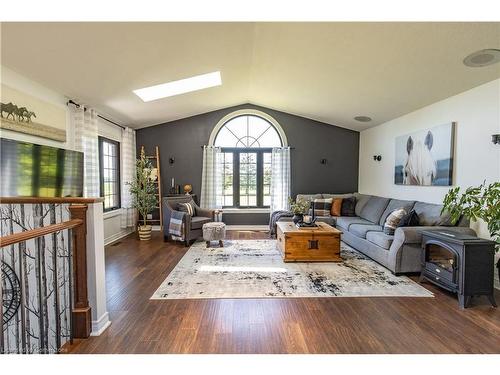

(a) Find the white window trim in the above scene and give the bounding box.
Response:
[103,208,122,219]
[208,109,288,147]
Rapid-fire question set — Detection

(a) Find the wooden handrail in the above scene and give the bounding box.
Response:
[0,197,104,204]
[0,218,83,248]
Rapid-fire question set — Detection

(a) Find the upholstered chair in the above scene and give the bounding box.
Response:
[162,196,215,246]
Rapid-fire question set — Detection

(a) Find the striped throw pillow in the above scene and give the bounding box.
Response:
[311,198,333,217]
[178,200,197,216]
[383,208,407,235]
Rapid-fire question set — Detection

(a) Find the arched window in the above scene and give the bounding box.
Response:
[213,115,283,148]
[210,112,286,208]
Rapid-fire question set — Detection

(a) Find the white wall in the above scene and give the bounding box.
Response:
[359,79,500,288]
[1,65,134,245]
[1,66,74,149]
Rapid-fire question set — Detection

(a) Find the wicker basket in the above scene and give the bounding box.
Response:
[138,225,152,241]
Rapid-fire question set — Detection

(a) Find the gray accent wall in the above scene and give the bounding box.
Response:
[136,103,359,225]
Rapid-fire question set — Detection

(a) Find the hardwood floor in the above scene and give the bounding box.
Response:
[67,231,500,354]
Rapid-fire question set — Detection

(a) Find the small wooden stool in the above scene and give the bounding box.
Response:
[202,222,226,248]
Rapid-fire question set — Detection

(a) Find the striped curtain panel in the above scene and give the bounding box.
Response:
[71,105,100,197]
[200,146,223,209]
[120,127,137,228]
[270,147,291,212]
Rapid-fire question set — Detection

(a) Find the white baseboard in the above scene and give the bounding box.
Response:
[104,228,135,246]
[90,312,111,336]
[226,225,269,231]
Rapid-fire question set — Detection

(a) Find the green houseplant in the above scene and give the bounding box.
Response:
[127,148,158,240]
[288,197,311,224]
[442,181,500,281]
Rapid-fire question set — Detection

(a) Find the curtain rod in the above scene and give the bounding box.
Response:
[67,100,126,130]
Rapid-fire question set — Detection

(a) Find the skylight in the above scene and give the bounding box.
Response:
[133,71,222,102]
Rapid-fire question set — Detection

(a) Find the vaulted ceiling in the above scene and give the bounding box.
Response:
[1,22,499,130]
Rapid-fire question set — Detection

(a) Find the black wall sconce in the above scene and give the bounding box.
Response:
[169,157,175,165]
[492,134,500,145]
[320,159,327,165]
[373,155,382,162]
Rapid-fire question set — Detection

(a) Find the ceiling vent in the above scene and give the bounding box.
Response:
[463,49,500,67]
[354,116,372,122]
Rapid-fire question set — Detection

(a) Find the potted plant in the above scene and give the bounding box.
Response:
[288,197,311,224]
[442,181,500,281]
[127,148,158,240]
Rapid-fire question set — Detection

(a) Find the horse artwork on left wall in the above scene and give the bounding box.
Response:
[394,122,455,186]
[0,84,67,142]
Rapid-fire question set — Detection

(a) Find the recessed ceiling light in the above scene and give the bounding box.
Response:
[354,116,372,122]
[133,71,222,102]
[463,49,500,68]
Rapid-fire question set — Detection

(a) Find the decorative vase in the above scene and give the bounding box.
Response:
[292,214,303,225]
[138,225,152,241]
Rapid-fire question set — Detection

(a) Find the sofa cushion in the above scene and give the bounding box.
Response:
[331,198,343,216]
[336,216,372,231]
[366,231,394,250]
[349,223,383,238]
[354,193,372,216]
[311,198,333,216]
[191,216,212,229]
[379,199,416,225]
[358,196,391,223]
[413,202,453,226]
[383,208,407,235]
[398,209,420,227]
[178,200,197,216]
[341,196,356,216]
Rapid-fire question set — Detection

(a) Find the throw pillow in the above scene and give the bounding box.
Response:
[397,209,420,227]
[341,196,356,217]
[331,198,343,216]
[383,208,407,235]
[178,200,196,216]
[311,198,333,217]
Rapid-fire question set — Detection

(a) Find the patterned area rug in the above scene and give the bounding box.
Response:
[151,240,433,299]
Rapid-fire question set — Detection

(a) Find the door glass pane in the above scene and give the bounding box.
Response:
[222,152,234,207]
[239,152,257,207]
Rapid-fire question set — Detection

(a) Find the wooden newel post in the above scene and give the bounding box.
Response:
[69,204,92,338]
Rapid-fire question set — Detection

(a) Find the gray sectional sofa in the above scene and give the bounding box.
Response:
[277,193,476,274]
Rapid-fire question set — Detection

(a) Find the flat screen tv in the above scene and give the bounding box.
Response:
[1,138,84,197]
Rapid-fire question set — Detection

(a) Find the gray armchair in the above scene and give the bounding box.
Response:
[163,196,215,246]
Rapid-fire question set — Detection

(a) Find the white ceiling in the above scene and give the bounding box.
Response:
[1,22,499,130]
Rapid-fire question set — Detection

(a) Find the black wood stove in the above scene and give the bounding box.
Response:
[421,230,497,309]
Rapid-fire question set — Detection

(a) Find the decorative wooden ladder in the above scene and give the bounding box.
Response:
[140,145,163,231]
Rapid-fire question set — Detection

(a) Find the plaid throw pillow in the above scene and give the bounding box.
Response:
[178,200,196,216]
[311,198,333,217]
[341,196,356,217]
[383,208,407,235]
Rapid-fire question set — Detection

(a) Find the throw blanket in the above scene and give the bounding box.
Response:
[269,210,293,238]
[169,210,185,241]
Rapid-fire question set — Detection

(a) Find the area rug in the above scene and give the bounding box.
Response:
[151,240,433,299]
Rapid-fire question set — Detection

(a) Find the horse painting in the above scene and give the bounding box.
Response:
[395,123,454,186]
[403,131,436,185]
[0,102,37,123]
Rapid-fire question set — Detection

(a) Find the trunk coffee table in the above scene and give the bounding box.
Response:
[276,221,343,262]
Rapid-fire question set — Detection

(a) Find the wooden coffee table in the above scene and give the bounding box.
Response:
[276,221,343,262]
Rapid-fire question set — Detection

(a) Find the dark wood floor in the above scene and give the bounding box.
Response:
[67,231,500,354]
